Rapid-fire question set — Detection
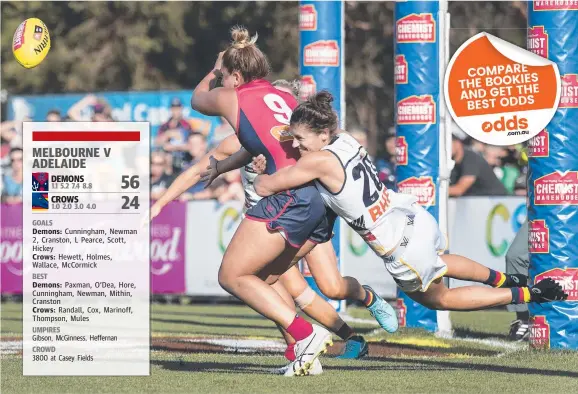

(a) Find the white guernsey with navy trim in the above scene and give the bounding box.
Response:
[314,133,418,256]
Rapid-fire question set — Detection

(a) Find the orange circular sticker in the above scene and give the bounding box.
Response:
[444,32,560,146]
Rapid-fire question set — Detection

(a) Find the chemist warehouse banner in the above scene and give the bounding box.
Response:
[299,1,344,121]
[299,0,346,312]
[527,1,578,350]
[394,1,440,332]
[7,91,220,140]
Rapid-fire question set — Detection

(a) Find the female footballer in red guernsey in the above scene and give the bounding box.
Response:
[188,27,343,376]
[252,91,568,313]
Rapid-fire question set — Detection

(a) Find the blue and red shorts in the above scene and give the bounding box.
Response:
[245,184,333,248]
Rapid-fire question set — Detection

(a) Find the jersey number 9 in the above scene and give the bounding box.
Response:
[263,94,293,125]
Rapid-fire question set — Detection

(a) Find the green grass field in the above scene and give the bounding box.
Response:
[2,302,578,393]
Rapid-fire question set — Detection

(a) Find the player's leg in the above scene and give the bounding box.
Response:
[504,220,530,341]
[221,221,333,378]
[218,218,310,330]
[407,270,566,311]
[303,242,365,302]
[278,265,369,359]
[407,277,517,310]
[304,241,398,333]
[279,265,351,335]
[442,254,528,289]
[270,280,297,355]
[390,206,566,311]
[403,204,527,289]
[424,216,527,288]
[236,187,334,377]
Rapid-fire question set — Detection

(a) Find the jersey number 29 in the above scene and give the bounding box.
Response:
[263,93,293,125]
[352,156,383,208]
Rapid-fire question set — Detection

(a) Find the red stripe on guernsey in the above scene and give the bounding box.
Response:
[235,79,300,174]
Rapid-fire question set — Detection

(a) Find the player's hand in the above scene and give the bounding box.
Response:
[209,69,223,90]
[214,51,225,70]
[141,203,162,229]
[252,154,266,175]
[200,156,220,188]
[150,203,162,222]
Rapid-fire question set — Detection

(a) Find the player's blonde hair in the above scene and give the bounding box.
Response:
[272,79,302,100]
[222,26,270,83]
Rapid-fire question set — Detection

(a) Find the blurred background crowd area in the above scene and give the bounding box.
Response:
[0,1,530,205]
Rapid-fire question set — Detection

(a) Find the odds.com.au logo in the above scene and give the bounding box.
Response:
[481,115,529,137]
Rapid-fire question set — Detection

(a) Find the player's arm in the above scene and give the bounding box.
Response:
[151,135,240,212]
[254,153,328,197]
[215,148,252,173]
[200,147,252,187]
[191,52,237,121]
[191,87,236,118]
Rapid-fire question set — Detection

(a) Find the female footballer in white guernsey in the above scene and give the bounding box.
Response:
[253,91,568,311]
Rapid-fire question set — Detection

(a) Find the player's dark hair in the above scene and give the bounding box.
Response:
[290,90,338,134]
[222,26,270,83]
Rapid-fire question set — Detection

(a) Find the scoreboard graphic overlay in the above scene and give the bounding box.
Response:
[22,122,151,376]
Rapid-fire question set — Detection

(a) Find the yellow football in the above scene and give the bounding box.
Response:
[13,18,51,69]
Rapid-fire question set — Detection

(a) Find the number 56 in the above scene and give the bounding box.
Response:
[121,175,140,189]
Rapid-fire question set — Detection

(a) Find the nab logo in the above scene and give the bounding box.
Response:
[270,125,293,143]
[481,116,529,137]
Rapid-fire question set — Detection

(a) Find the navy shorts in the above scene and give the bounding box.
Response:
[245,184,333,248]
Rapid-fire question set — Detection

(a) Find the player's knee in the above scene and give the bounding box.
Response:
[317,278,345,300]
[421,298,445,310]
[217,267,235,292]
[432,291,455,310]
[294,287,316,309]
[418,291,450,310]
